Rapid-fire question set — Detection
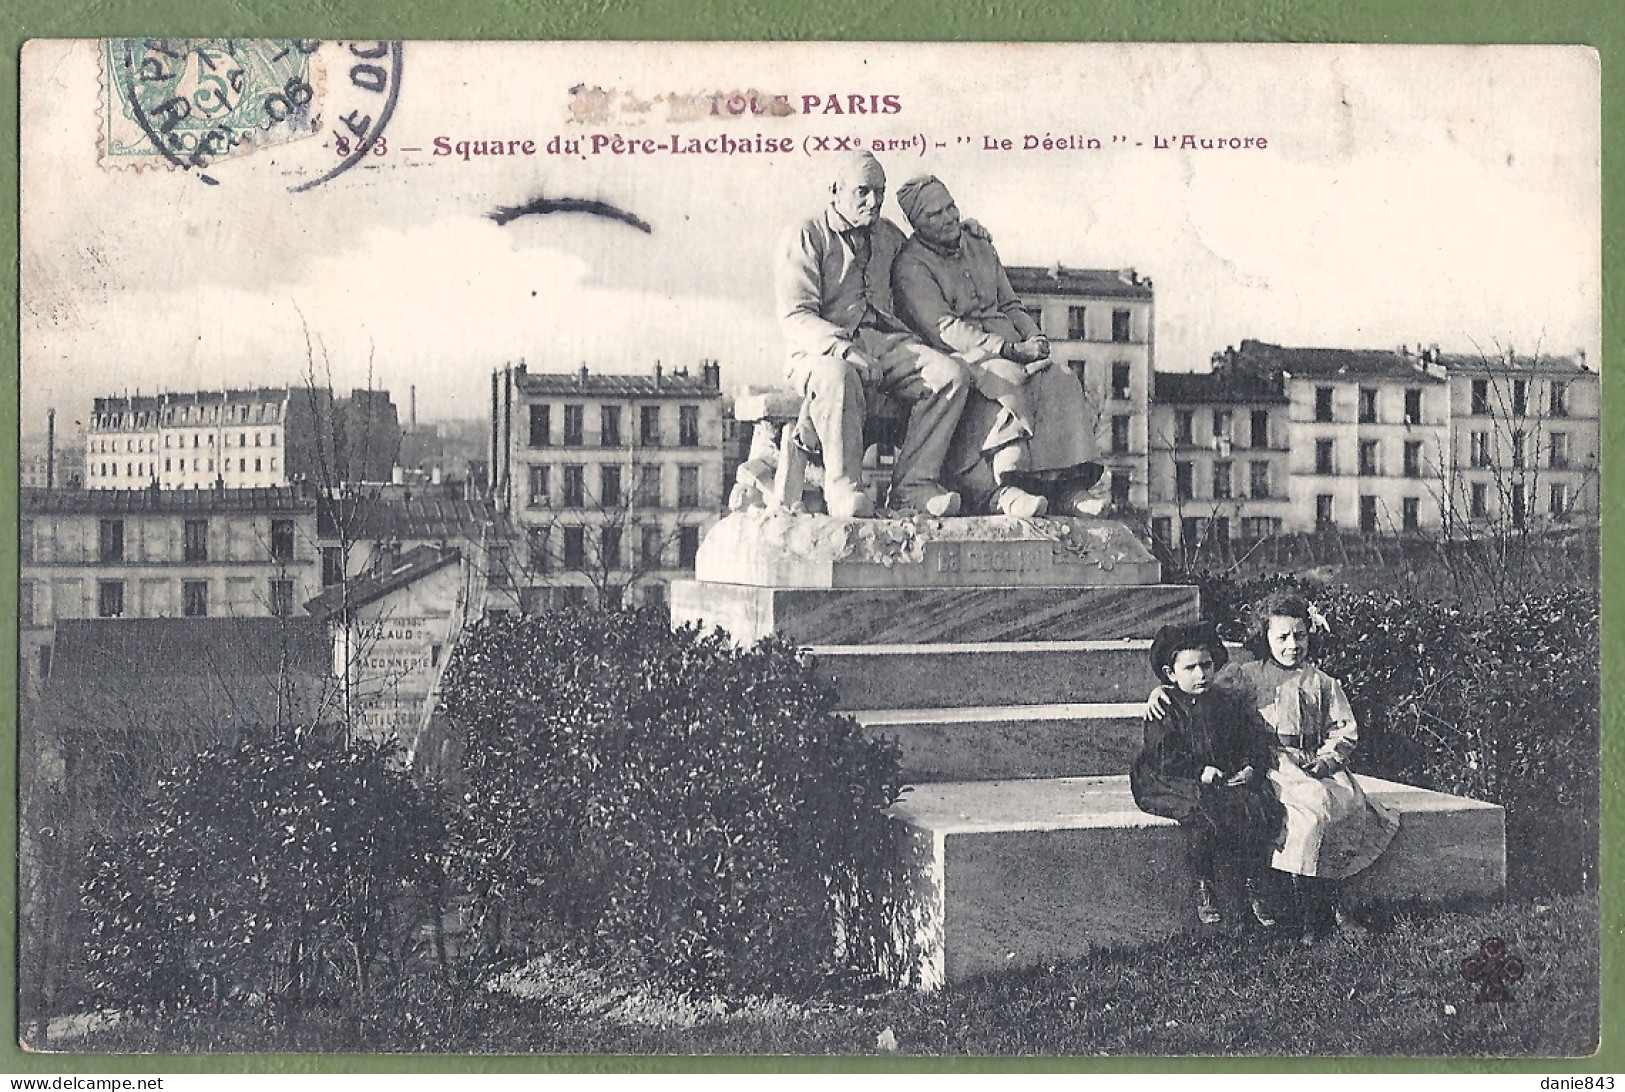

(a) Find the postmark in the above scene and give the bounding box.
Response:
[99,38,403,191]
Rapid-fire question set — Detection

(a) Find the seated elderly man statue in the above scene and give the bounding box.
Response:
[892,174,1103,518]
[775,152,971,518]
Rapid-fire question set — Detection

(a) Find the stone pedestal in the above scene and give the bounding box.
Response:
[671,510,1507,990]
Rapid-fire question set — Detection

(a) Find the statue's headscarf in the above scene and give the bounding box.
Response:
[895,174,951,226]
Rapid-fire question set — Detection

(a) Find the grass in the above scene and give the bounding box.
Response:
[67,891,1599,1058]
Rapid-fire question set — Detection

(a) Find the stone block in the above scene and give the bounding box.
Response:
[669,583,1199,645]
[693,510,1160,590]
[888,774,1506,988]
[810,640,1155,709]
[854,702,1147,782]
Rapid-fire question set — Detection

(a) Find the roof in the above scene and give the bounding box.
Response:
[49,617,331,681]
[512,363,722,398]
[92,388,296,414]
[317,493,509,540]
[1228,340,1444,384]
[1006,265,1154,301]
[1435,351,1594,377]
[1154,366,1287,405]
[22,485,317,515]
[303,545,462,621]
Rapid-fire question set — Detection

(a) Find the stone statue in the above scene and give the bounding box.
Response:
[774,152,970,518]
[892,174,1105,518]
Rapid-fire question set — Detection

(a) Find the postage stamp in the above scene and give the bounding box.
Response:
[17,40,1602,1061]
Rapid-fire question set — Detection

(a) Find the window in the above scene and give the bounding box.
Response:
[1402,497,1420,533]
[254,458,262,472]
[1511,430,1526,470]
[1512,380,1527,417]
[1174,411,1194,446]
[677,525,701,568]
[1212,409,1232,442]
[528,404,551,448]
[1550,432,1570,469]
[562,465,585,508]
[19,581,35,627]
[600,405,622,447]
[1111,309,1130,342]
[270,519,295,562]
[641,525,663,568]
[563,527,586,570]
[1470,483,1488,518]
[1359,495,1378,534]
[601,466,622,508]
[1212,517,1230,543]
[678,466,701,509]
[638,465,662,508]
[1470,431,1491,468]
[322,546,345,586]
[1250,409,1270,449]
[1316,494,1334,529]
[1314,387,1334,423]
[1358,439,1379,477]
[487,543,511,587]
[1358,387,1378,424]
[1550,381,1569,417]
[1242,517,1280,539]
[1152,516,1172,546]
[1174,461,1193,501]
[1111,415,1130,454]
[1250,461,1270,499]
[563,405,585,446]
[38,645,51,681]
[1110,469,1130,506]
[528,464,551,507]
[1404,388,1423,425]
[1067,305,1087,340]
[1550,482,1571,518]
[1510,483,1526,529]
[1403,440,1422,479]
[1212,461,1232,500]
[20,518,34,564]
[527,527,549,572]
[641,405,662,446]
[679,405,701,447]
[1471,379,1490,416]
[1111,361,1131,401]
[183,580,209,617]
[98,519,124,563]
[1024,306,1044,332]
[268,579,294,619]
[603,587,624,612]
[601,527,622,569]
[1180,517,1202,545]
[1315,439,1335,476]
[164,457,172,472]
[183,519,209,562]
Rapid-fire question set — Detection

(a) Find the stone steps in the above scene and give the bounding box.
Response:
[890,774,1508,988]
[852,702,1147,782]
[811,640,1155,709]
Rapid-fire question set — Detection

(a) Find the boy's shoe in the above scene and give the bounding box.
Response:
[1196,881,1223,925]
[1247,879,1278,928]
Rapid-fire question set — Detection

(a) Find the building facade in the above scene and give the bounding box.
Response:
[1439,350,1600,532]
[1005,265,1155,511]
[490,360,726,611]
[19,486,321,699]
[1147,361,1292,549]
[84,387,401,491]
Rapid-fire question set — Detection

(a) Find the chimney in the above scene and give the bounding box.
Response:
[1578,348,1589,371]
[578,363,590,384]
[654,361,664,387]
[45,407,55,491]
[410,385,417,427]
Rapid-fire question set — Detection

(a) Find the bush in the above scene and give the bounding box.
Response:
[439,607,905,994]
[1193,574,1599,895]
[78,730,449,1016]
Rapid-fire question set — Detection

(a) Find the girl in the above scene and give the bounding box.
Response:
[1131,623,1285,927]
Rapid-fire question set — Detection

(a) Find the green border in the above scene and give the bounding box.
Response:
[3,0,1618,1077]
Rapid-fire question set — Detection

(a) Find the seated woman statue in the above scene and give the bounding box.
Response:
[891,174,1103,518]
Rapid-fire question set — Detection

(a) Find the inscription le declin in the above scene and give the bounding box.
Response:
[934,542,1046,573]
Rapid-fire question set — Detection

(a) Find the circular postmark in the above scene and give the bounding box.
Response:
[102,38,403,192]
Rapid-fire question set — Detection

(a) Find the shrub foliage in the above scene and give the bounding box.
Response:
[439,608,905,993]
[79,730,448,1014]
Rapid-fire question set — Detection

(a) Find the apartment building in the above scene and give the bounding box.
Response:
[490,360,726,611]
[1006,265,1154,511]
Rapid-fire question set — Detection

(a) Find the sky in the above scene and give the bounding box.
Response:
[20,41,1601,434]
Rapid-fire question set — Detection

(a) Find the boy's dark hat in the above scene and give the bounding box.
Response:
[1149,621,1229,681]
